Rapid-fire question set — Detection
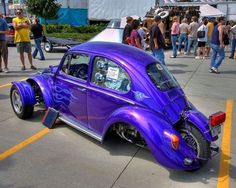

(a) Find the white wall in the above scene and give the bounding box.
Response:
[88,0,155,20]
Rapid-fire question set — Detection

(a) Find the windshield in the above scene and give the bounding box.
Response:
[146,63,179,91]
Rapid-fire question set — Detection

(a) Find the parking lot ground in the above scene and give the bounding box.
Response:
[0,47,236,188]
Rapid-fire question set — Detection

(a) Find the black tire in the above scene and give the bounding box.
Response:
[10,85,34,119]
[44,41,53,52]
[178,123,211,166]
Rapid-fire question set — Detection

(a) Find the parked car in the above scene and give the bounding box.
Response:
[10,42,225,170]
[4,16,15,45]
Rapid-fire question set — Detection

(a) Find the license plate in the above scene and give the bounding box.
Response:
[211,125,221,137]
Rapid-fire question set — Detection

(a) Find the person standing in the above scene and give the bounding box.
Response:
[178,18,188,55]
[210,17,225,74]
[195,18,208,59]
[149,15,166,65]
[130,19,142,49]
[0,13,9,73]
[13,8,36,70]
[122,16,133,44]
[206,17,214,57]
[186,16,199,57]
[31,18,45,60]
[229,24,236,59]
[170,16,179,58]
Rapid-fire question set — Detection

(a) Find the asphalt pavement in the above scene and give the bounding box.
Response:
[0,45,236,188]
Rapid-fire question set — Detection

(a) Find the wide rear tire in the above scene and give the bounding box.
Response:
[178,123,211,166]
[10,85,34,119]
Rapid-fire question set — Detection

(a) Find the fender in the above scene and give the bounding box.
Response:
[27,74,54,108]
[185,110,216,142]
[12,81,36,106]
[102,106,200,170]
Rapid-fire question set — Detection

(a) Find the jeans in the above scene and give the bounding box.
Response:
[152,48,165,65]
[229,38,236,58]
[210,44,225,69]
[187,37,198,55]
[171,35,177,57]
[178,33,188,52]
[32,37,45,60]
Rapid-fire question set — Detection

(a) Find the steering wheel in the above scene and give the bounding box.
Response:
[73,64,88,80]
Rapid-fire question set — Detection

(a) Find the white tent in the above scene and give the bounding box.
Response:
[200,4,225,17]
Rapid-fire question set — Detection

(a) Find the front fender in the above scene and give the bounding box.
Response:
[185,110,216,141]
[102,106,200,170]
[27,75,54,108]
[12,81,36,106]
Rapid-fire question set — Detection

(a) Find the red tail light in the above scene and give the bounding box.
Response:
[209,111,226,127]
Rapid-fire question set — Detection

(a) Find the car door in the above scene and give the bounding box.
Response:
[87,56,132,135]
[53,52,90,127]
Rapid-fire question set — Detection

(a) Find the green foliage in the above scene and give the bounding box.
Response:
[44,24,106,42]
[45,24,106,34]
[26,0,61,20]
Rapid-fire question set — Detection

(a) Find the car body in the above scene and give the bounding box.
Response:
[4,16,15,45]
[10,42,225,170]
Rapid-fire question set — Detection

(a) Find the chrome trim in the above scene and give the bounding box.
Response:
[59,115,102,142]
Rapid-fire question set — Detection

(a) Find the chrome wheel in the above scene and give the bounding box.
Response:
[12,89,23,114]
[44,42,53,52]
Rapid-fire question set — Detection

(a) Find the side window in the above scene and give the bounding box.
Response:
[61,53,90,81]
[91,57,131,93]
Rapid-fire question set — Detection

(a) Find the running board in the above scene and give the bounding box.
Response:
[59,115,103,142]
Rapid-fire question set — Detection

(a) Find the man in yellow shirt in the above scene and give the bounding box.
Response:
[206,18,214,57]
[13,8,36,70]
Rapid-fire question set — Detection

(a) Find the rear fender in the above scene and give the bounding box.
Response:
[12,81,36,106]
[185,110,216,142]
[102,106,199,170]
[27,76,54,108]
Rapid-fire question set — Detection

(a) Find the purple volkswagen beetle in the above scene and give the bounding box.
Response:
[10,42,225,170]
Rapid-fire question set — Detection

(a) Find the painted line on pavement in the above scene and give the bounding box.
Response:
[0,78,27,89]
[217,99,234,188]
[0,128,50,161]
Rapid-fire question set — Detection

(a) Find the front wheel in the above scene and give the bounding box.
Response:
[10,85,34,119]
[178,123,211,166]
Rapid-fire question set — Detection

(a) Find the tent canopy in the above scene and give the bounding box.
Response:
[200,4,225,17]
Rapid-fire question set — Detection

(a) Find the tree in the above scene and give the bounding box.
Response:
[25,0,61,20]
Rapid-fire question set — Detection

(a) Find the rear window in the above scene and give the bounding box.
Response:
[146,63,179,91]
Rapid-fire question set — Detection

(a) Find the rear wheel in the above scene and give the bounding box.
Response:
[178,123,210,166]
[10,85,34,119]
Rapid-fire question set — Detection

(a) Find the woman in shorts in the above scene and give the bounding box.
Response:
[196,18,208,59]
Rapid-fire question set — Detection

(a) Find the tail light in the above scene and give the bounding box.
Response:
[209,111,226,127]
[171,134,179,150]
[164,131,179,150]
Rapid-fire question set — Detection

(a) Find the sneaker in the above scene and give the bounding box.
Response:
[177,51,181,55]
[211,67,220,74]
[31,65,37,70]
[21,66,26,71]
[170,55,176,58]
[3,68,9,73]
[39,58,45,61]
[184,52,188,55]
[195,56,201,59]
[209,68,213,73]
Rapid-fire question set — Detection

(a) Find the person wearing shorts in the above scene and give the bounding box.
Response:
[13,8,36,70]
[196,18,208,59]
